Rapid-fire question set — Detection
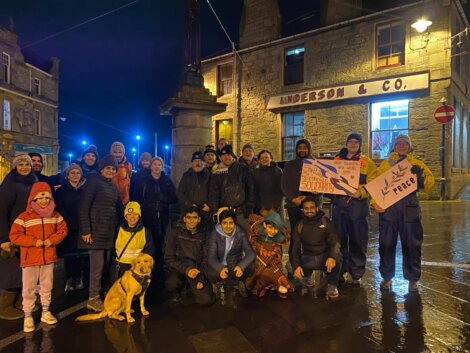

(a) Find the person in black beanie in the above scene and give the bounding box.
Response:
[204,145,218,174]
[79,145,100,178]
[208,145,255,233]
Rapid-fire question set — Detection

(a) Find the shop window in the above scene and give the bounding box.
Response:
[217,63,233,97]
[371,99,409,159]
[1,52,10,83]
[462,108,468,169]
[33,77,41,95]
[34,110,41,136]
[216,119,232,145]
[3,100,10,131]
[282,111,304,160]
[452,98,461,168]
[376,22,405,69]
[284,47,304,85]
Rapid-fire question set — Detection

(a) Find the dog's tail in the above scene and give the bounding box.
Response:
[75,311,108,322]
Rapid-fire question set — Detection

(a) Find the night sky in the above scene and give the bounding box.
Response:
[2,0,467,163]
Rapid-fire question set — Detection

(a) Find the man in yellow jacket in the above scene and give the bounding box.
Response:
[372,135,434,292]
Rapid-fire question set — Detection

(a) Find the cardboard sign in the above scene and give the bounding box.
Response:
[299,159,360,195]
[365,159,417,209]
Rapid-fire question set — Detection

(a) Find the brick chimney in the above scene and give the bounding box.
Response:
[239,0,281,49]
[320,0,363,26]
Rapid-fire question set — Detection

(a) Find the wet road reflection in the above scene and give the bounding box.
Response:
[0,201,469,353]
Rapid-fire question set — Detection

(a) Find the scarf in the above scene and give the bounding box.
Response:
[30,200,56,218]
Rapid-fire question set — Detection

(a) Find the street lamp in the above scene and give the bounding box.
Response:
[136,135,141,159]
[81,140,87,152]
[68,153,73,164]
[411,19,432,33]
[164,145,169,166]
[132,147,137,168]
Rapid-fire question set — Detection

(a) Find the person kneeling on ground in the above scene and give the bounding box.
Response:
[205,208,255,300]
[290,197,342,299]
[164,206,214,306]
[113,201,155,279]
[247,212,293,297]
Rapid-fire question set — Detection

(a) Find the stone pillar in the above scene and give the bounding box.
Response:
[160,85,226,185]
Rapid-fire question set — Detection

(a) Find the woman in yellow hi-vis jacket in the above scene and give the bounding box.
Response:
[332,133,378,285]
[372,135,434,293]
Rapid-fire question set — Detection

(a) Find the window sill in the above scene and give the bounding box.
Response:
[375,63,404,70]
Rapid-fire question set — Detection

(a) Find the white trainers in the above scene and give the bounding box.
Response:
[306,270,321,287]
[41,311,58,325]
[24,317,35,333]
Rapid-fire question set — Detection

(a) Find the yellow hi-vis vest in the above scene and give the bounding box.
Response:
[115,227,147,264]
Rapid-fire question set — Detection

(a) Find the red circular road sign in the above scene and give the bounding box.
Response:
[434,105,455,124]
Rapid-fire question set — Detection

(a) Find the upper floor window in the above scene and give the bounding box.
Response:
[33,77,41,95]
[282,111,304,160]
[371,99,409,159]
[376,22,405,69]
[3,100,11,131]
[2,52,10,83]
[34,110,41,136]
[217,63,233,97]
[284,47,304,85]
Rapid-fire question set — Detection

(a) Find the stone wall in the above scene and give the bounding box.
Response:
[201,0,467,199]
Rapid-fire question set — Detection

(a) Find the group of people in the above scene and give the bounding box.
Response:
[0,133,434,333]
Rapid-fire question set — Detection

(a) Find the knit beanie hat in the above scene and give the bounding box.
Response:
[220,145,237,159]
[139,152,152,163]
[98,154,118,171]
[12,154,33,169]
[204,145,216,156]
[82,144,99,160]
[394,134,412,151]
[192,151,204,162]
[242,143,255,152]
[124,201,141,217]
[346,133,362,145]
[110,141,125,154]
[66,163,83,176]
[31,182,53,201]
[28,152,43,164]
[151,156,165,166]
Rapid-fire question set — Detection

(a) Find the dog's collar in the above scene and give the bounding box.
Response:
[131,270,151,292]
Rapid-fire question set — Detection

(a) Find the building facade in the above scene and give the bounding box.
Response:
[201,0,470,199]
[0,24,60,181]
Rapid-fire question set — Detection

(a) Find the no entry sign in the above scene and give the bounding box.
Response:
[434,105,455,124]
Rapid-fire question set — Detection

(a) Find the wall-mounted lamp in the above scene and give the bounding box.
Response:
[411,19,432,33]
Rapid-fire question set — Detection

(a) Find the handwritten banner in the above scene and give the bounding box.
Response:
[299,159,360,195]
[365,159,417,209]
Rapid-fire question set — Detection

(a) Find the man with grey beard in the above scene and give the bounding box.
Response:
[177,151,212,227]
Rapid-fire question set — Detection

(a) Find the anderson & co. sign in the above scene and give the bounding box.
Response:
[266,72,429,109]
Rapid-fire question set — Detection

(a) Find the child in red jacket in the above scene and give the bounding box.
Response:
[10,182,68,333]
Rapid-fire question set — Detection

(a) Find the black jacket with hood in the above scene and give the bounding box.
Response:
[177,167,211,210]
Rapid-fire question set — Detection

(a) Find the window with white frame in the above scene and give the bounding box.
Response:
[376,22,405,68]
[217,63,233,97]
[33,77,41,95]
[282,111,304,160]
[452,98,461,168]
[34,110,41,136]
[371,99,409,159]
[3,100,10,131]
[2,52,10,83]
[284,47,304,85]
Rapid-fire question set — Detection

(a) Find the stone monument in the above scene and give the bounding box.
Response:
[160,0,227,184]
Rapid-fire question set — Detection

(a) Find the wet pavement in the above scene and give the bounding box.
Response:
[1,201,469,353]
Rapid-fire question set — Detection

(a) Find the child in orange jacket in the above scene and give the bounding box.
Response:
[9,182,68,333]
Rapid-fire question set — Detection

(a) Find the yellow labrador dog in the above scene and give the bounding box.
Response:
[76,253,154,323]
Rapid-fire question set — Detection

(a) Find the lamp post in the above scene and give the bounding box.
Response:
[132,148,137,169]
[81,140,87,152]
[164,145,169,167]
[68,153,73,165]
[136,135,141,159]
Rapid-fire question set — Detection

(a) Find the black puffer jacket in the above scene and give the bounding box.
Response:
[177,167,211,210]
[208,162,255,216]
[78,173,122,250]
[0,169,37,289]
[164,223,208,275]
[55,179,86,255]
[134,172,177,228]
[129,168,149,202]
[289,210,340,270]
[253,162,283,210]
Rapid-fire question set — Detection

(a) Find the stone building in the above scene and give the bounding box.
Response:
[201,0,470,199]
[0,24,60,181]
